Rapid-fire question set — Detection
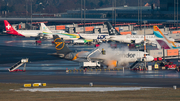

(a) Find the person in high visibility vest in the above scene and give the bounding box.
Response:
[101,48,106,55]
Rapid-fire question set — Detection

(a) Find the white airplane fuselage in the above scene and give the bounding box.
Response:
[79,33,109,40]
[16,30,42,37]
[43,33,80,40]
[75,48,154,64]
[109,35,174,44]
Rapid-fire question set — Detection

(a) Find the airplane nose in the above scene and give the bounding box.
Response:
[145,56,154,62]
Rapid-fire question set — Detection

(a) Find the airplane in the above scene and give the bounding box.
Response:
[105,22,174,44]
[41,22,110,41]
[3,20,42,37]
[153,26,180,49]
[78,33,109,41]
[41,23,93,44]
[52,35,154,68]
[41,23,80,40]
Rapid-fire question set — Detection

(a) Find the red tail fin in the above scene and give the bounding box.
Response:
[4,20,23,36]
[4,20,15,31]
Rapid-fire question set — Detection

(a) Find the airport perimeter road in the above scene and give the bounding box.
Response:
[0,72,180,87]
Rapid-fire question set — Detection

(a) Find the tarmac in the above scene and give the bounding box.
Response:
[0,35,180,87]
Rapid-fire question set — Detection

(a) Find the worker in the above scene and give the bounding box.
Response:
[154,63,159,70]
[101,48,106,55]
[176,66,179,72]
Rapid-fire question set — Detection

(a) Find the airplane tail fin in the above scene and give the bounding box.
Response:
[4,20,15,31]
[155,39,171,49]
[153,26,166,39]
[104,22,120,35]
[153,26,177,48]
[3,20,24,36]
[4,20,20,35]
[41,23,52,34]
[53,35,72,55]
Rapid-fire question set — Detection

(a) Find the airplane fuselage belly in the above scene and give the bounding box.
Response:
[120,58,137,63]
[17,30,41,37]
[44,34,79,40]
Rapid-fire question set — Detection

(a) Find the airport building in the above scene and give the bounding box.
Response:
[160,0,180,11]
[59,1,177,20]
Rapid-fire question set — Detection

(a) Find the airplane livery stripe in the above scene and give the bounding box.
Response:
[153,31,163,38]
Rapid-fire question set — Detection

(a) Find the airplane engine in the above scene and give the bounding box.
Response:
[104,60,130,68]
[36,33,49,40]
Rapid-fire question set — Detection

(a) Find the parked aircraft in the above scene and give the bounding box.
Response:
[52,35,154,68]
[78,33,109,41]
[41,23,93,44]
[41,23,80,40]
[3,20,42,37]
[153,26,180,49]
[105,22,174,44]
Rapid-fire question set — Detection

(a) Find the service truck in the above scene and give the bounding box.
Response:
[80,61,103,69]
[165,62,176,69]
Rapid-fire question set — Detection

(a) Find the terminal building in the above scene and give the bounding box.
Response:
[59,0,179,21]
[160,0,180,11]
[2,0,180,36]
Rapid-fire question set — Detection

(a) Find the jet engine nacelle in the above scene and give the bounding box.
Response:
[105,60,130,68]
[36,33,49,40]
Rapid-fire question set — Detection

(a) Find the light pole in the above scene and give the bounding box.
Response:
[143,20,147,69]
[174,0,176,26]
[81,0,82,24]
[26,0,28,24]
[138,0,139,24]
[140,0,142,30]
[177,0,178,29]
[114,0,116,27]
[112,0,114,24]
[31,0,32,29]
[84,0,86,33]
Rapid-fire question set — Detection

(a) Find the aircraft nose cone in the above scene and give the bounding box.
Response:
[146,56,154,62]
[149,56,154,61]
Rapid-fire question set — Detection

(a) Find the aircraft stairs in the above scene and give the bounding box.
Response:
[129,61,145,70]
[8,58,28,72]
